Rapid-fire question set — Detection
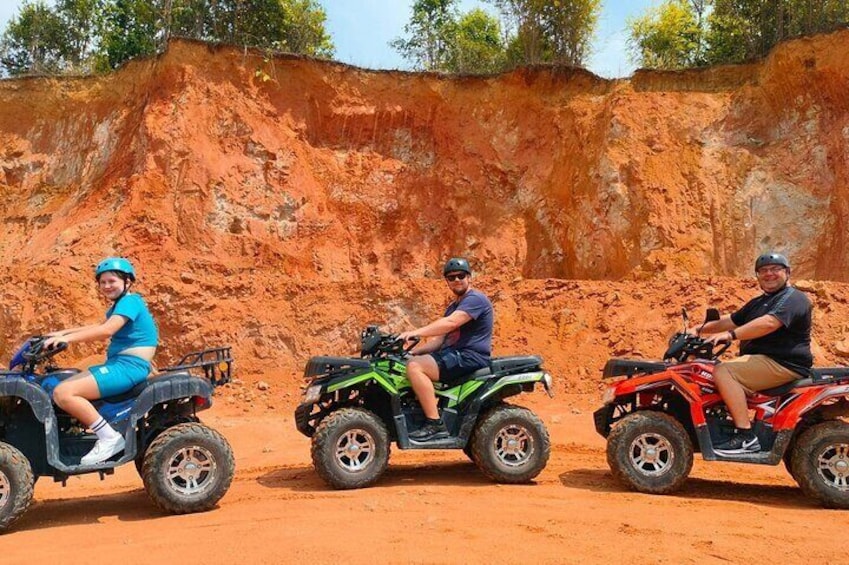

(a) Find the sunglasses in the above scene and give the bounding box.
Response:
[757,266,786,275]
[444,273,468,282]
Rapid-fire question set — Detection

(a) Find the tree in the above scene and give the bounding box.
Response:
[390,0,459,71]
[0,1,69,75]
[490,0,600,66]
[2,0,335,75]
[96,0,159,71]
[446,8,506,73]
[627,0,705,70]
[57,0,104,72]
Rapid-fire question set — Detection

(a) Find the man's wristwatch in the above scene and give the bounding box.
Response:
[729,329,738,340]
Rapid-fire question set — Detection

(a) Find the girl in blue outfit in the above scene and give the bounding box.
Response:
[44,257,159,465]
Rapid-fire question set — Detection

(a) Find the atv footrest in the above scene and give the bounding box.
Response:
[401,437,466,450]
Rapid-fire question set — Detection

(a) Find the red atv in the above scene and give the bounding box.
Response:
[594,308,849,508]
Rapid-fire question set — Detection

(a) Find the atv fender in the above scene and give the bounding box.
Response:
[0,378,55,424]
[124,373,214,456]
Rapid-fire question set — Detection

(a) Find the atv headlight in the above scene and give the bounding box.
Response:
[542,373,554,398]
[303,384,322,404]
[601,385,616,406]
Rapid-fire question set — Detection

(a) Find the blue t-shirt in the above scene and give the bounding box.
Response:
[106,293,159,358]
[442,289,494,356]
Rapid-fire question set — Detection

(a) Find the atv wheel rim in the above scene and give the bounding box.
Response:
[0,469,9,512]
[816,442,849,491]
[335,429,375,472]
[494,424,534,468]
[629,433,674,476]
[166,445,218,496]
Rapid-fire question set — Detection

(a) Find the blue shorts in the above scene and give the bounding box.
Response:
[430,348,489,387]
[89,355,152,397]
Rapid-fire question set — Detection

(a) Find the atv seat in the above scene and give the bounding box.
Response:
[472,355,543,381]
[757,367,849,397]
[811,367,849,383]
[99,371,192,403]
[759,378,815,397]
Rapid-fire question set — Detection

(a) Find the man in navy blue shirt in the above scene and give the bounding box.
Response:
[399,257,494,442]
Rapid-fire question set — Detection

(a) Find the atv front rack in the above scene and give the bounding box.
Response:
[160,346,233,386]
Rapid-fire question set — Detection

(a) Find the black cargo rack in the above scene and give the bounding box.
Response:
[160,346,233,386]
[602,358,668,379]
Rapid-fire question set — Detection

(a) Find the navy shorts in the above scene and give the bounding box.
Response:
[429,348,489,387]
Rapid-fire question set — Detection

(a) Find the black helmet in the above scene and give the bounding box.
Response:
[754,252,790,271]
[443,257,471,276]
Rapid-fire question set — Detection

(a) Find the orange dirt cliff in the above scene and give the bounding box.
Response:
[1,32,848,388]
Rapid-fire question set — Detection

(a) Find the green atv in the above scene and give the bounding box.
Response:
[295,326,553,489]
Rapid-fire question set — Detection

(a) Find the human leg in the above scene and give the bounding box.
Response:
[406,355,441,419]
[406,354,449,441]
[52,372,104,427]
[713,355,797,454]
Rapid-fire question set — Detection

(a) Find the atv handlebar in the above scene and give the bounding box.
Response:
[664,332,731,363]
[360,326,419,359]
[25,337,68,361]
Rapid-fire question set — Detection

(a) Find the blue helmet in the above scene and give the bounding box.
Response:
[95,257,136,281]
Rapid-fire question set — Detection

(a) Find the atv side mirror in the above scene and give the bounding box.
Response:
[705,308,720,323]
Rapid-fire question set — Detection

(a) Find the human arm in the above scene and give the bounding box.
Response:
[688,314,736,336]
[43,315,127,349]
[409,334,446,355]
[704,314,783,345]
[398,310,472,341]
[46,323,102,338]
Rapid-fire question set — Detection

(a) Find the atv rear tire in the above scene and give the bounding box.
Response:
[311,408,390,490]
[471,405,550,483]
[792,420,849,508]
[0,442,34,532]
[607,411,693,494]
[142,423,235,514]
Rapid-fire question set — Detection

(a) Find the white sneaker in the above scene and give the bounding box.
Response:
[81,435,126,465]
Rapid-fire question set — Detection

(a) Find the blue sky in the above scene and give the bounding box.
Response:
[0,1,658,78]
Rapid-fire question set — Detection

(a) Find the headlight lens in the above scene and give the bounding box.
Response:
[303,384,322,404]
[601,385,616,405]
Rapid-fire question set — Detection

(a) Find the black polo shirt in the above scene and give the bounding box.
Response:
[730,285,813,375]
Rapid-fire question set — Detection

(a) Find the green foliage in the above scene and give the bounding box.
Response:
[629,0,849,70]
[1,0,335,75]
[490,0,601,66]
[390,0,460,71]
[448,8,507,73]
[1,1,74,75]
[627,0,704,70]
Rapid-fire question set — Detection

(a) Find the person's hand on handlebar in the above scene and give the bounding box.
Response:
[42,336,68,351]
[703,331,733,346]
[397,331,419,342]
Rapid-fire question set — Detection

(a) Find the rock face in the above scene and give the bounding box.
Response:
[1,33,848,383]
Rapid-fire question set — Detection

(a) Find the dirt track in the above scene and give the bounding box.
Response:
[1,396,846,565]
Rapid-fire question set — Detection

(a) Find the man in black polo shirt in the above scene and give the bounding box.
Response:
[699,252,812,454]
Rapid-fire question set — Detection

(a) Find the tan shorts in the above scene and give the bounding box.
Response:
[714,355,799,393]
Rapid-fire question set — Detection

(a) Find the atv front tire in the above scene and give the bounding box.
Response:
[142,423,235,514]
[311,408,390,490]
[792,420,849,508]
[0,442,34,532]
[607,411,693,494]
[471,405,550,483]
